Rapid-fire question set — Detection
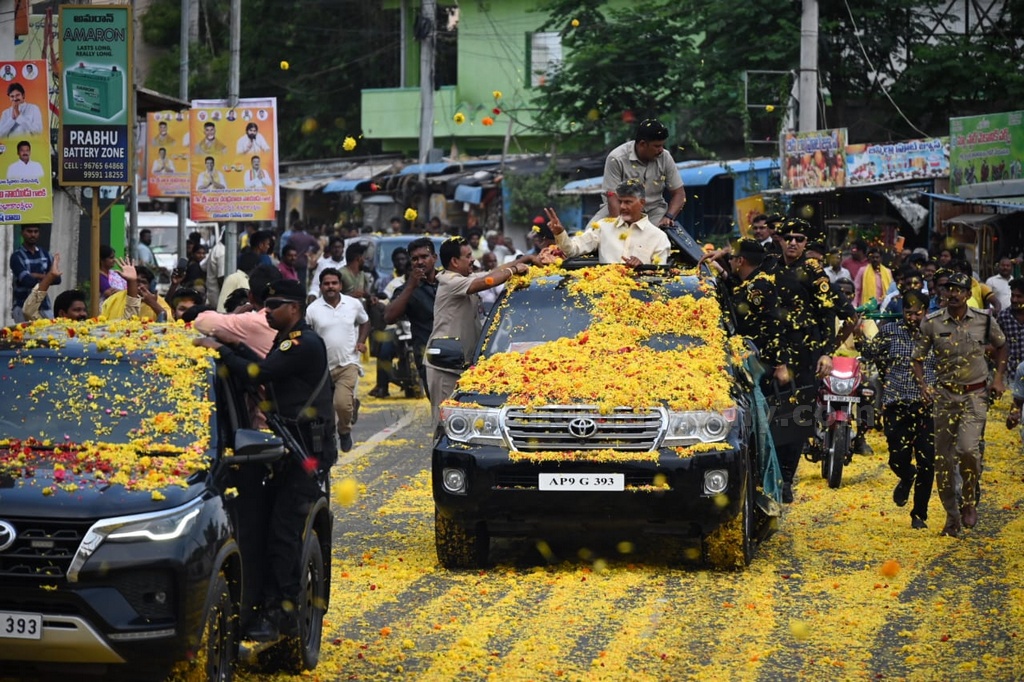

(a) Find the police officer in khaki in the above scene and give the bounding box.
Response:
[912,272,1007,537]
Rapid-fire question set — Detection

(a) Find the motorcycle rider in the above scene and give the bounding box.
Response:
[770,218,867,501]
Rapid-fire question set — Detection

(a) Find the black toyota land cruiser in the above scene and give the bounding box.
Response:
[431,263,779,570]
[0,320,331,680]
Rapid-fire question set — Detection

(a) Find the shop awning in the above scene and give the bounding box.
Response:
[921,192,1024,214]
[280,177,336,191]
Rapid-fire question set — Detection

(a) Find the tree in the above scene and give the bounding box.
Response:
[537,0,1024,157]
[142,0,400,160]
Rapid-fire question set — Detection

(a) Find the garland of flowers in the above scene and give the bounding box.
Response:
[0,318,216,497]
[453,265,736,415]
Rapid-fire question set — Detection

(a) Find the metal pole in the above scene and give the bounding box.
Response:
[798,0,819,133]
[177,0,190,265]
[0,0,14,324]
[417,0,435,182]
[224,0,241,274]
[399,0,408,88]
[90,190,100,315]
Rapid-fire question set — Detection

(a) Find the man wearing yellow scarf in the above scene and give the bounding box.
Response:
[854,246,894,307]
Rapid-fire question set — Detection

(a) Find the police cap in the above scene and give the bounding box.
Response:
[778,217,825,246]
[263,279,306,302]
[946,272,971,290]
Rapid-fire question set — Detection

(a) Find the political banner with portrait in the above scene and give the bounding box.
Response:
[780,128,847,192]
[146,110,190,197]
[189,97,278,221]
[0,59,52,223]
[846,138,949,187]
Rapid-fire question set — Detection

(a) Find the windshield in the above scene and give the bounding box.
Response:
[0,352,212,448]
[481,285,705,359]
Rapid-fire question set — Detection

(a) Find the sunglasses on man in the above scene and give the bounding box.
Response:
[782,234,807,244]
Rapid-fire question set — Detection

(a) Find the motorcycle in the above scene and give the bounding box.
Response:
[807,355,874,488]
[391,319,424,398]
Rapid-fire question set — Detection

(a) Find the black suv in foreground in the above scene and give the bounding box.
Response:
[431,265,778,569]
[0,320,331,680]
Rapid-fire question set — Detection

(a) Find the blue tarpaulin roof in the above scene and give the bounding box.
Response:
[454,184,483,204]
[398,160,498,176]
[560,158,776,194]
[322,178,364,193]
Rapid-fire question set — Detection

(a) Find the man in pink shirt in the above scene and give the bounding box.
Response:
[193,264,281,358]
[842,238,869,282]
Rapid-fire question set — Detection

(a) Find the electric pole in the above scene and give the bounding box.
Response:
[417,0,436,182]
[798,0,819,133]
[178,0,189,261]
[224,0,241,273]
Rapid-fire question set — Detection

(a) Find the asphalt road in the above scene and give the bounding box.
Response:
[239,389,1024,682]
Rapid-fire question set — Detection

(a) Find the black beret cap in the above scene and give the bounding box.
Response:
[263,279,306,302]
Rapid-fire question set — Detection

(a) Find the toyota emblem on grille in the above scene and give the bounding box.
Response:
[567,417,598,439]
[0,520,15,552]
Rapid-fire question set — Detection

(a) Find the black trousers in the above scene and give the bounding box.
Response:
[265,461,322,608]
[883,400,935,520]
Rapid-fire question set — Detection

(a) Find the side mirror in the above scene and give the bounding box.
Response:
[229,428,285,465]
[426,337,466,370]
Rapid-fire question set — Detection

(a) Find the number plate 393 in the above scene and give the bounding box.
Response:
[1,611,43,640]
[538,473,624,491]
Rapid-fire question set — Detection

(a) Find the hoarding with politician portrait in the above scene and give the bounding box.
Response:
[846,138,949,187]
[780,128,847,192]
[190,98,278,221]
[147,110,190,198]
[58,4,132,186]
[0,59,52,223]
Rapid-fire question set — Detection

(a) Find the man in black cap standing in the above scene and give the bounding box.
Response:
[195,278,336,640]
[770,217,854,501]
[722,238,794,369]
[594,118,686,227]
[913,272,1007,537]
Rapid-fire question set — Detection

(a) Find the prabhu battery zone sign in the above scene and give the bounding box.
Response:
[0,60,53,223]
[58,5,132,186]
[190,98,279,221]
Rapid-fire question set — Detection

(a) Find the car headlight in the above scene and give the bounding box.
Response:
[440,405,504,446]
[825,376,857,396]
[663,408,737,446]
[66,498,204,583]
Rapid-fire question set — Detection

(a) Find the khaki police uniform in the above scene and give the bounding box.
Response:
[914,307,1005,522]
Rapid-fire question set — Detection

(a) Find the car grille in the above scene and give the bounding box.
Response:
[0,518,93,580]
[504,406,664,451]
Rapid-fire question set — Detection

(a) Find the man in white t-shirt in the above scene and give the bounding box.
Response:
[305,267,369,452]
[6,140,43,181]
[985,257,1015,310]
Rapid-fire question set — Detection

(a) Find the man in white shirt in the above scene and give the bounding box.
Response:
[0,83,42,137]
[196,156,226,191]
[985,257,1015,310]
[6,140,43,182]
[151,147,175,174]
[305,267,369,452]
[235,122,271,155]
[308,236,346,301]
[243,155,273,189]
[545,180,672,266]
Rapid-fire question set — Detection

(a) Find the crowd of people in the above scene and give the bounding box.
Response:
[709,214,1014,538]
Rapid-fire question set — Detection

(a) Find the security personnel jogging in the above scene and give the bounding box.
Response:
[913,272,1007,538]
[195,279,336,641]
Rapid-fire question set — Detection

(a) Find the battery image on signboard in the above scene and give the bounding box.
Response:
[65,63,124,119]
